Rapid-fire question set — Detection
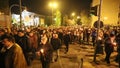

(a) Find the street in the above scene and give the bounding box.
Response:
[28,43,119,68]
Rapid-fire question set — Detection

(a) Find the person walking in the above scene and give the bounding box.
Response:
[63,31,70,53]
[115,33,120,68]
[104,34,116,64]
[50,33,61,62]
[15,30,30,66]
[37,34,53,68]
[1,34,27,68]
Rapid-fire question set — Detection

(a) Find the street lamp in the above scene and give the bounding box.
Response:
[49,2,58,25]
[19,0,22,28]
[71,12,75,17]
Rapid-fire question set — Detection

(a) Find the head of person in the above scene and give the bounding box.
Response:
[41,34,48,45]
[110,33,115,40]
[1,34,15,48]
[28,31,34,37]
[18,30,25,37]
[0,28,5,36]
[53,33,58,39]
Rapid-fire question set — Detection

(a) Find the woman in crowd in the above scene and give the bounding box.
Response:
[37,33,53,68]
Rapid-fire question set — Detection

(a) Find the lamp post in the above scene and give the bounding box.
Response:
[71,12,75,17]
[93,0,102,62]
[19,0,22,28]
[49,2,58,25]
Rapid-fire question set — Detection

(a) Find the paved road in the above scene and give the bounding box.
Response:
[28,43,119,68]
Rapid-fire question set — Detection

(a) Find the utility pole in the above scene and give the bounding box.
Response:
[19,0,22,28]
[93,0,102,62]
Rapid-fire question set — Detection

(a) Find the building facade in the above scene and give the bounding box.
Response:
[91,0,120,26]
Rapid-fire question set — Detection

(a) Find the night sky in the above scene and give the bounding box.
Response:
[9,0,93,15]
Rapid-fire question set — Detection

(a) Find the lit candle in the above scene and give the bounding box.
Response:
[40,49,44,53]
[98,37,102,40]
[113,42,116,46]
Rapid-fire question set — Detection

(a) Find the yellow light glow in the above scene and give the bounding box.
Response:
[40,49,44,53]
[71,12,75,16]
[104,17,108,20]
[49,2,58,8]
[77,16,80,19]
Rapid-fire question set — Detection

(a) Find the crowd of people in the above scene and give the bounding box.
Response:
[0,25,120,68]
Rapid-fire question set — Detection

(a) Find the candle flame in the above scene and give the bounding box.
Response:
[40,49,44,53]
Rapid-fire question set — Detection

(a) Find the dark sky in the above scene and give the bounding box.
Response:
[9,0,92,15]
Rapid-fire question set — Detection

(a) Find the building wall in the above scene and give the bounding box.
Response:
[0,15,11,28]
[92,0,120,26]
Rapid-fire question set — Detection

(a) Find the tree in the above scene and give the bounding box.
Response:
[54,10,61,26]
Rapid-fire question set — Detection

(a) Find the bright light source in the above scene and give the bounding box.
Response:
[71,12,75,16]
[49,2,58,8]
[77,16,80,19]
[104,17,108,20]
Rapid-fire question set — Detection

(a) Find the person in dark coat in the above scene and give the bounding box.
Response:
[50,33,61,62]
[91,29,97,46]
[63,31,71,53]
[58,29,63,44]
[37,34,53,68]
[0,28,6,68]
[1,34,27,68]
[115,33,120,67]
[104,34,116,64]
[15,30,30,66]
[86,28,91,44]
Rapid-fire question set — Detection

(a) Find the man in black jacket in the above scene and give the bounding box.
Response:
[63,31,70,54]
[104,34,116,64]
[51,33,61,62]
[15,30,30,66]
[115,33,120,67]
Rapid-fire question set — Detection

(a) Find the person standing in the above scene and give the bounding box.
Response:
[115,33,120,68]
[91,29,97,46]
[104,34,116,64]
[37,34,53,68]
[63,31,70,53]
[0,28,6,68]
[15,30,30,66]
[1,34,27,68]
[50,33,61,62]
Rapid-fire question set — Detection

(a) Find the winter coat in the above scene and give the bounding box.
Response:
[39,42,53,62]
[4,43,27,68]
[51,38,61,50]
[104,38,114,53]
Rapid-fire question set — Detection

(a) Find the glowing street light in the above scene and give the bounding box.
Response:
[49,2,58,25]
[103,17,108,20]
[77,16,80,19]
[71,12,75,16]
[49,2,58,8]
